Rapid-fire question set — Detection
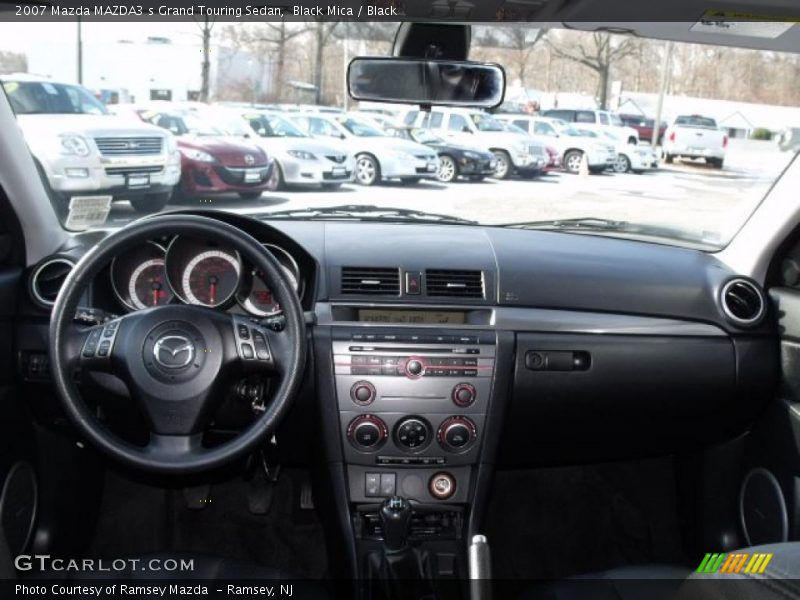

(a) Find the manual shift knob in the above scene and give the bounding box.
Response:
[379,496,412,552]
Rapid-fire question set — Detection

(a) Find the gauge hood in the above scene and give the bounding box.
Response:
[178,135,269,167]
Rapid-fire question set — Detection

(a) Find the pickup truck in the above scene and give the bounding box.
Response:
[662,115,727,168]
[1,74,180,214]
[403,107,548,179]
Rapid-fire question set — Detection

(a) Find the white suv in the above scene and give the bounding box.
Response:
[403,108,547,179]
[2,74,180,214]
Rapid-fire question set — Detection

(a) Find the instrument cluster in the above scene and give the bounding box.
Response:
[110,236,303,317]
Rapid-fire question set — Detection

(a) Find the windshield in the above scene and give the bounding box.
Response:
[1,21,798,251]
[469,113,505,132]
[337,117,385,137]
[246,113,307,138]
[2,80,108,115]
[674,115,718,128]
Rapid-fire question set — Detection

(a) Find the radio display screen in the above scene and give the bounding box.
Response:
[358,309,466,325]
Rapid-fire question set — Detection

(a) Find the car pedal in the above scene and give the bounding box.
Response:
[300,481,314,510]
[248,476,274,515]
[183,484,211,510]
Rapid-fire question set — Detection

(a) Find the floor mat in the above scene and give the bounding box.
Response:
[87,468,327,578]
[485,457,688,580]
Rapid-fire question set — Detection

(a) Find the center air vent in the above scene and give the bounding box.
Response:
[30,258,75,307]
[426,269,484,299]
[341,267,400,296]
[721,278,765,326]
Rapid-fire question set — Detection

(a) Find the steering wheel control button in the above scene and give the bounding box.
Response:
[395,417,431,451]
[438,416,477,452]
[82,328,103,357]
[237,324,250,340]
[241,343,255,359]
[347,414,388,451]
[452,383,477,407]
[429,472,456,500]
[251,331,270,361]
[351,381,377,406]
[97,341,111,357]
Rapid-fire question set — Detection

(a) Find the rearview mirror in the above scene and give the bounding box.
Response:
[348,57,505,109]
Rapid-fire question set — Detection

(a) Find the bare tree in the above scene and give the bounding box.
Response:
[547,31,638,108]
[480,26,546,86]
[192,16,215,102]
[312,20,340,104]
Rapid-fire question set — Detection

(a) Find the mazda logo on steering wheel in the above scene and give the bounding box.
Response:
[153,335,195,369]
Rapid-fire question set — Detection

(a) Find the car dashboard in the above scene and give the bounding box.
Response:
[14,210,778,581]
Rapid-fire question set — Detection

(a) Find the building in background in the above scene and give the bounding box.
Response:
[23,34,272,104]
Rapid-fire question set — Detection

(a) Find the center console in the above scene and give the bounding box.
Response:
[332,328,496,505]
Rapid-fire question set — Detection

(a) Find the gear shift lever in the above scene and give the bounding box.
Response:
[379,496,412,552]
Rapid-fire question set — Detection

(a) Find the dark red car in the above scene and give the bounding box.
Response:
[619,114,668,144]
[137,108,273,200]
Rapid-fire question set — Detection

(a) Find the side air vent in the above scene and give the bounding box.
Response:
[30,258,74,307]
[721,278,765,326]
[341,267,400,296]
[426,269,484,299]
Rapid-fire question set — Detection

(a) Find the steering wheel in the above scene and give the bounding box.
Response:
[49,215,307,474]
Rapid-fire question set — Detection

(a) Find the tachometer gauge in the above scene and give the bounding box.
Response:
[181,249,240,307]
[129,258,173,309]
[110,241,172,311]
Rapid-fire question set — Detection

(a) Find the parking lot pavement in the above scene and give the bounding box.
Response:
[104,140,795,245]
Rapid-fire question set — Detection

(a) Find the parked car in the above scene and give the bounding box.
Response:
[387,126,497,183]
[497,120,561,172]
[131,107,273,200]
[619,113,667,144]
[235,109,355,190]
[403,107,548,179]
[601,131,660,173]
[662,115,727,168]
[1,74,180,214]
[289,113,439,186]
[541,108,640,145]
[497,115,615,174]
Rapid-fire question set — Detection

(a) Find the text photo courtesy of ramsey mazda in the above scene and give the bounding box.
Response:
[0,4,800,600]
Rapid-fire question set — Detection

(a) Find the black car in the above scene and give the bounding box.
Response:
[388,126,497,183]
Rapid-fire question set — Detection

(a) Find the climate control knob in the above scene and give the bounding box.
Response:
[395,417,432,451]
[437,416,477,452]
[350,381,376,406]
[451,383,477,407]
[347,415,388,451]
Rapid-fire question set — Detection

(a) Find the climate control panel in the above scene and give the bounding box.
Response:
[333,328,494,470]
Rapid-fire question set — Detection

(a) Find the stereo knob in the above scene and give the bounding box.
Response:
[405,358,425,378]
[350,381,376,406]
[395,417,431,451]
[347,415,388,450]
[429,472,456,500]
[438,416,477,452]
[452,383,477,407]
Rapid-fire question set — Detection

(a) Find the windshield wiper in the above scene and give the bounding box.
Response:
[263,204,478,225]
[500,217,632,231]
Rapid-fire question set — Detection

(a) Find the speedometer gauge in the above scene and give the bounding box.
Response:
[181,249,240,307]
[129,258,173,309]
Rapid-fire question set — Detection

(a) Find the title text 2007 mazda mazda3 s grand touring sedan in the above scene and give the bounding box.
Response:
[1,11,800,600]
